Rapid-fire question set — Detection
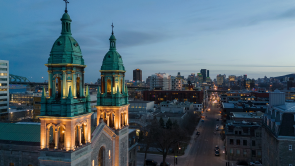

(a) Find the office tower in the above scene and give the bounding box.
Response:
[133,69,142,82]
[207,70,209,78]
[0,60,9,115]
[200,69,206,82]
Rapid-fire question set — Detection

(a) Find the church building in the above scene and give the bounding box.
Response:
[0,6,129,166]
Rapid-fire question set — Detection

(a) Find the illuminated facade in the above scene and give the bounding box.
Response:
[37,9,129,166]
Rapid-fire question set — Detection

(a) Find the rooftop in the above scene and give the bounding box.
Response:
[129,101,154,103]
[0,123,40,142]
[156,112,186,118]
[273,102,295,113]
[231,112,264,119]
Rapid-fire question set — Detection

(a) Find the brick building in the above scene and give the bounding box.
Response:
[143,90,204,104]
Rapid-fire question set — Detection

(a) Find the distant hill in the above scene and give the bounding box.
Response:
[273,73,295,81]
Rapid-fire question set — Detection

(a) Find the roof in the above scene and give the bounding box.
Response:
[223,103,235,108]
[0,123,40,142]
[129,101,154,104]
[273,102,295,113]
[101,34,125,71]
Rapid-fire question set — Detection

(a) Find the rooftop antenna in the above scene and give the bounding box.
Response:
[63,0,69,13]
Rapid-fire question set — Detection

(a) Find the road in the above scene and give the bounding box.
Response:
[137,100,228,166]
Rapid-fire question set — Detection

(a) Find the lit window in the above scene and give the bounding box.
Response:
[109,150,111,159]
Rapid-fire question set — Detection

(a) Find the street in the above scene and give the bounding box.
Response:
[137,99,227,166]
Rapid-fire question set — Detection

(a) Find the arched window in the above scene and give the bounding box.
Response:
[66,23,68,32]
[107,79,111,93]
[55,77,61,98]
[101,77,105,93]
[98,147,105,166]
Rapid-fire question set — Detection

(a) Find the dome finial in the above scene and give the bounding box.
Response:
[63,0,69,13]
[111,23,114,35]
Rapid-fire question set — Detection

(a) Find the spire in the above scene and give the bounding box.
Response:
[68,86,73,98]
[60,4,72,36]
[109,23,116,50]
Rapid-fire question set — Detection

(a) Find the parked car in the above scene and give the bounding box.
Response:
[216,118,219,121]
[214,145,219,151]
[215,150,220,156]
[201,119,204,122]
[160,162,171,166]
[249,161,262,166]
[146,159,158,166]
[196,131,200,135]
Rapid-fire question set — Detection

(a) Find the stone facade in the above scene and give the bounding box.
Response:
[225,121,262,162]
[0,143,39,166]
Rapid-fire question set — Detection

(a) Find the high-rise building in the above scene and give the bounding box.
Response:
[171,76,182,90]
[207,70,209,78]
[133,68,142,82]
[188,73,196,83]
[150,73,171,90]
[200,69,206,82]
[217,74,225,86]
[0,60,9,115]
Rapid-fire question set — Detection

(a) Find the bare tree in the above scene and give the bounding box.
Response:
[140,118,159,166]
[155,125,189,166]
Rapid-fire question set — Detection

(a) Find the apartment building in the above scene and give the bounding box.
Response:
[0,60,9,115]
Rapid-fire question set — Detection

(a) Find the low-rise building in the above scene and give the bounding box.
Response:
[193,103,203,112]
[225,121,262,162]
[160,99,193,113]
[129,101,154,114]
[143,90,203,104]
[230,111,264,124]
[155,112,187,126]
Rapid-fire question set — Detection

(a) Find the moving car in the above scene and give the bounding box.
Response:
[214,145,219,151]
[160,162,171,166]
[145,159,158,166]
[215,150,220,156]
[249,161,262,166]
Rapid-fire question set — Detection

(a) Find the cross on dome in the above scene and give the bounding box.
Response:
[111,23,114,35]
[63,0,69,13]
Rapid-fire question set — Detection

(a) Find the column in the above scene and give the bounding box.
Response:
[52,76,56,98]
[46,128,50,148]
[82,72,85,97]
[124,113,127,126]
[79,74,83,97]
[48,71,52,97]
[72,70,76,97]
[111,113,114,127]
[62,71,67,98]
[107,114,110,126]
[115,110,120,129]
[54,129,58,149]
[63,130,66,149]
[84,125,87,143]
[78,126,82,146]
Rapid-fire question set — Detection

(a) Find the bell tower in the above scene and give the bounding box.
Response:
[96,24,129,165]
[39,8,92,152]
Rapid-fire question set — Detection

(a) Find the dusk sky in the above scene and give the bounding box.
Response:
[1,0,295,83]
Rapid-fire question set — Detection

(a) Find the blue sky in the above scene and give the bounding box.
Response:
[1,0,295,82]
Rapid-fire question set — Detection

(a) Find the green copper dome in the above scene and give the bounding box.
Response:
[101,33,125,71]
[47,12,84,65]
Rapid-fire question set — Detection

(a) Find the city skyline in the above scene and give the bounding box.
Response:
[1,0,295,82]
